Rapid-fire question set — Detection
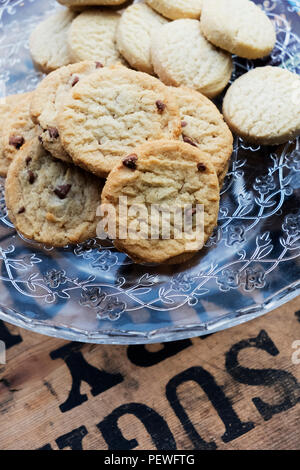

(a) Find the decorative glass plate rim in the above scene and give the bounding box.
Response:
[0,282,299,344]
[0,0,299,344]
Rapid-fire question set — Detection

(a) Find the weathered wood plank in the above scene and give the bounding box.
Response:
[0,297,299,450]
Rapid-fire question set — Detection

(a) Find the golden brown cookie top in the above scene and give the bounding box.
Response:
[101,140,220,264]
[170,86,233,183]
[57,66,182,177]
[5,139,103,247]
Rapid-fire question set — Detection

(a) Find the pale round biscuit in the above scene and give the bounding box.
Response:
[31,61,104,163]
[223,66,300,145]
[5,139,103,247]
[1,92,38,177]
[146,0,203,20]
[67,9,123,65]
[29,9,76,73]
[58,0,128,5]
[116,3,167,75]
[101,140,220,264]
[170,87,233,185]
[201,0,276,59]
[57,66,182,177]
[151,19,233,98]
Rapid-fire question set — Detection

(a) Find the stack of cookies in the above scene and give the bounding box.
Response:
[1,0,299,265]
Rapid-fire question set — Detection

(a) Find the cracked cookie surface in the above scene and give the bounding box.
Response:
[223,66,300,145]
[116,3,167,75]
[5,139,103,247]
[201,0,276,59]
[146,0,203,20]
[1,92,38,177]
[101,140,220,264]
[31,61,102,163]
[29,9,76,73]
[57,66,182,177]
[68,9,123,65]
[170,86,233,185]
[151,19,233,98]
[0,94,20,177]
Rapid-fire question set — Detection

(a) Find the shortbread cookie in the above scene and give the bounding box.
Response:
[146,0,203,20]
[101,140,220,264]
[5,139,103,247]
[151,19,233,98]
[57,66,182,177]
[170,87,233,185]
[201,0,276,59]
[31,61,102,162]
[223,66,300,145]
[58,0,128,5]
[116,3,167,74]
[68,10,123,65]
[29,9,76,73]
[1,92,38,177]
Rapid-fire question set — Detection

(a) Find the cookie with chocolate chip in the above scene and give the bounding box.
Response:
[1,92,38,177]
[31,61,102,163]
[101,140,220,264]
[57,66,181,177]
[5,139,103,246]
[0,94,18,177]
[170,87,233,185]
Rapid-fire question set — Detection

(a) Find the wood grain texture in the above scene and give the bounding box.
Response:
[0,296,299,450]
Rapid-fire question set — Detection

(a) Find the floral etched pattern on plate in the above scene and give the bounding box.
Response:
[0,0,299,343]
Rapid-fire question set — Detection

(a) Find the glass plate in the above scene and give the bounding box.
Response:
[0,0,299,344]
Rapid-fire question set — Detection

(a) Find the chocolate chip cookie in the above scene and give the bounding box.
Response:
[31,61,102,162]
[57,66,182,177]
[5,139,103,246]
[170,86,233,185]
[101,140,220,264]
[1,92,38,177]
